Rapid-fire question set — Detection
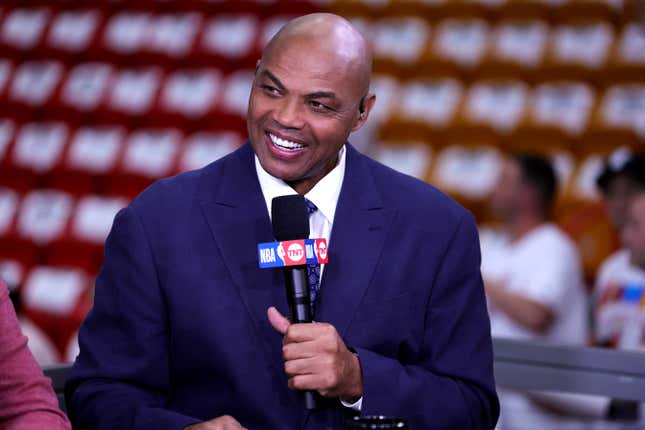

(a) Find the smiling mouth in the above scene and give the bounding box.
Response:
[268,132,306,152]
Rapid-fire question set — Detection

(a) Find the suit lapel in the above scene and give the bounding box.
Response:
[315,146,396,338]
[198,143,291,385]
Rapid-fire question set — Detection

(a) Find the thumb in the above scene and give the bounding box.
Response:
[267,306,290,335]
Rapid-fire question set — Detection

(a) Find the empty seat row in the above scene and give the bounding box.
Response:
[0,7,313,69]
[0,120,244,195]
[361,17,645,82]
[372,75,645,148]
[330,0,637,25]
[0,59,256,129]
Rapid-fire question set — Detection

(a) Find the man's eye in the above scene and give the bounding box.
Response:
[262,85,280,95]
[309,101,331,111]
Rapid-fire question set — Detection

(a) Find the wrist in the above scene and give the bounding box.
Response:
[341,351,363,402]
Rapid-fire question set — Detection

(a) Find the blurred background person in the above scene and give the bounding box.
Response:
[0,278,71,430]
[596,154,645,232]
[482,153,587,344]
[595,189,645,351]
[593,187,645,422]
[480,154,608,428]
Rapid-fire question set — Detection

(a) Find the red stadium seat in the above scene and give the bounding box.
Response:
[21,266,92,358]
[59,62,114,116]
[157,68,222,129]
[0,7,51,58]
[46,9,103,58]
[198,14,259,71]
[178,131,244,173]
[107,128,182,198]
[16,189,74,247]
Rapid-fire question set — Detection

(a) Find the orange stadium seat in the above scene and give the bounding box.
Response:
[379,76,464,145]
[583,83,645,152]
[481,19,549,82]
[370,17,431,76]
[541,20,615,84]
[605,22,645,83]
[422,18,492,81]
[453,79,530,147]
[509,80,597,152]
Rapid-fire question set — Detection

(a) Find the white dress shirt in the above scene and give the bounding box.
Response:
[254,145,363,411]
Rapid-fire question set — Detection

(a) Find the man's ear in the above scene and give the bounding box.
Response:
[351,93,376,133]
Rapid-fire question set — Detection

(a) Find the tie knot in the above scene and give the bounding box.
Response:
[305,198,318,217]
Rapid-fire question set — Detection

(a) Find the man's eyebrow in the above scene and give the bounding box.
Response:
[305,91,337,100]
[259,69,286,92]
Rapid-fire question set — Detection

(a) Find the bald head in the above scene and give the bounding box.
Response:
[247,13,377,195]
[262,13,372,95]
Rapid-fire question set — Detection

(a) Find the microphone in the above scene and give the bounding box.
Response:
[271,194,318,410]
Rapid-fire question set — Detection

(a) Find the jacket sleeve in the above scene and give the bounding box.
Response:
[65,206,200,430]
[355,213,500,429]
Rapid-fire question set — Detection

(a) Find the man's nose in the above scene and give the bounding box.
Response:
[274,98,305,129]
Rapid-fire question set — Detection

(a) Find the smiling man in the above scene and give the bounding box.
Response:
[66,14,499,430]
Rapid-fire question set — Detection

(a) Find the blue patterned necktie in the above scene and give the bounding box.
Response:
[305,198,321,315]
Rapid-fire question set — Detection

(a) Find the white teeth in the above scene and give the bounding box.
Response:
[269,133,304,151]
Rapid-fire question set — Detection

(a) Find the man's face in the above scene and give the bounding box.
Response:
[490,158,525,220]
[604,176,642,229]
[247,40,368,190]
[622,194,645,269]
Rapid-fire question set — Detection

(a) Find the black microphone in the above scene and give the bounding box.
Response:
[271,195,317,410]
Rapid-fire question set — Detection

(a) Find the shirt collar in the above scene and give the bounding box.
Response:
[255,145,346,225]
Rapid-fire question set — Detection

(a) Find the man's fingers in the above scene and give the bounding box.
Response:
[282,340,320,361]
[284,357,319,377]
[288,374,320,391]
[285,322,336,343]
[267,306,290,335]
[287,374,339,397]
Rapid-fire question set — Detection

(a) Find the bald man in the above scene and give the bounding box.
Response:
[66,14,499,430]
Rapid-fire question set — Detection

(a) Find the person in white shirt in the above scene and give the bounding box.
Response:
[482,154,587,342]
[593,191,645,422]
[595,192,645,351]
[480,154,604,428]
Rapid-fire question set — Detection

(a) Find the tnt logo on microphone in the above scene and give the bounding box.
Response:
[283,240,306,265]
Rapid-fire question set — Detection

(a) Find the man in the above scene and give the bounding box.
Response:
[594,155,645,351]
[595,191,645,351]
[482,154,587,342]
[66,14,499,430]
[596,154,645,231]
[593,191,645,421]
[480,154,594,427]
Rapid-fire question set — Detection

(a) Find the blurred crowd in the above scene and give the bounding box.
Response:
[480,150,645,426]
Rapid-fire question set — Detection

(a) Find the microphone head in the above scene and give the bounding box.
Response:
[272,195,310,241]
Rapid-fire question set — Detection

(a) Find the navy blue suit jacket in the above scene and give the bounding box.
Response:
[66,143,499,429]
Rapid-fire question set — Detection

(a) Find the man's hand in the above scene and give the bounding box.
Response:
[267,306,363,402]
[183,416,247,430]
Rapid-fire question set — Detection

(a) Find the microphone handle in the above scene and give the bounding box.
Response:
[283,266,317,410]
